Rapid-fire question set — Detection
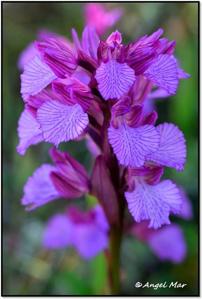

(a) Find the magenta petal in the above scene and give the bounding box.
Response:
[148,225,186,263]
[21,55,57,99]
[72,67,91,85]
[36,37,77,78]
[50,171,88,198]
[49,148,89,191]
[43,214,73,249]
[17,109,43,155]
[111,96,131,119]
[37,101,89,146]
[21,164,60,211]
[144,54,179,95]
[95,60,135,100]
[126,105,143,127]
[81,26,100,60]
[125,28,164,74]
[142,111,158,126]
[125,179,182,229]
[108,124,160,167]
[72,28,81,51]
[106,30,122,46]
[146,123,186,171]
[84,3,122,35]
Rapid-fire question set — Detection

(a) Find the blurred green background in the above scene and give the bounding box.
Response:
[3,2,199,296]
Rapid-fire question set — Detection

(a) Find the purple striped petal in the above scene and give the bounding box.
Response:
[21,55,57,99]
[125,179,182,229]
[95,59,135,100]
[144,54,179,95]
[43,214,74,249]
[37,101,89,146]
[18,42,38,71]
[17,109,43,155]
[148,224,186,263]
[108,124,160,167]
[146,123,186,171]
[21,164,60,211]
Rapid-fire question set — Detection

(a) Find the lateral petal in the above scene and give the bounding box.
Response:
[21,55,57,99]
[146,123,186,171]
[17,109,43,155]
[144,54,179,95]
[37,101,89,146]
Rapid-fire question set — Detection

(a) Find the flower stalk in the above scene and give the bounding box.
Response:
[109,225,122,294]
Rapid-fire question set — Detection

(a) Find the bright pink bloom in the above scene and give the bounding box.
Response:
[84,3,122,35]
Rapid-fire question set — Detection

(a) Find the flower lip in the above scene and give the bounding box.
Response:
[125,178,182,229]
[95,59,135,100]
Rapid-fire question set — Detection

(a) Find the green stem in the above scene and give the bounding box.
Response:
[99,101,126,295]
[108,225,122,295]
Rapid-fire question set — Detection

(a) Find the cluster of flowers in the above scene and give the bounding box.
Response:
[17,4,191,263]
